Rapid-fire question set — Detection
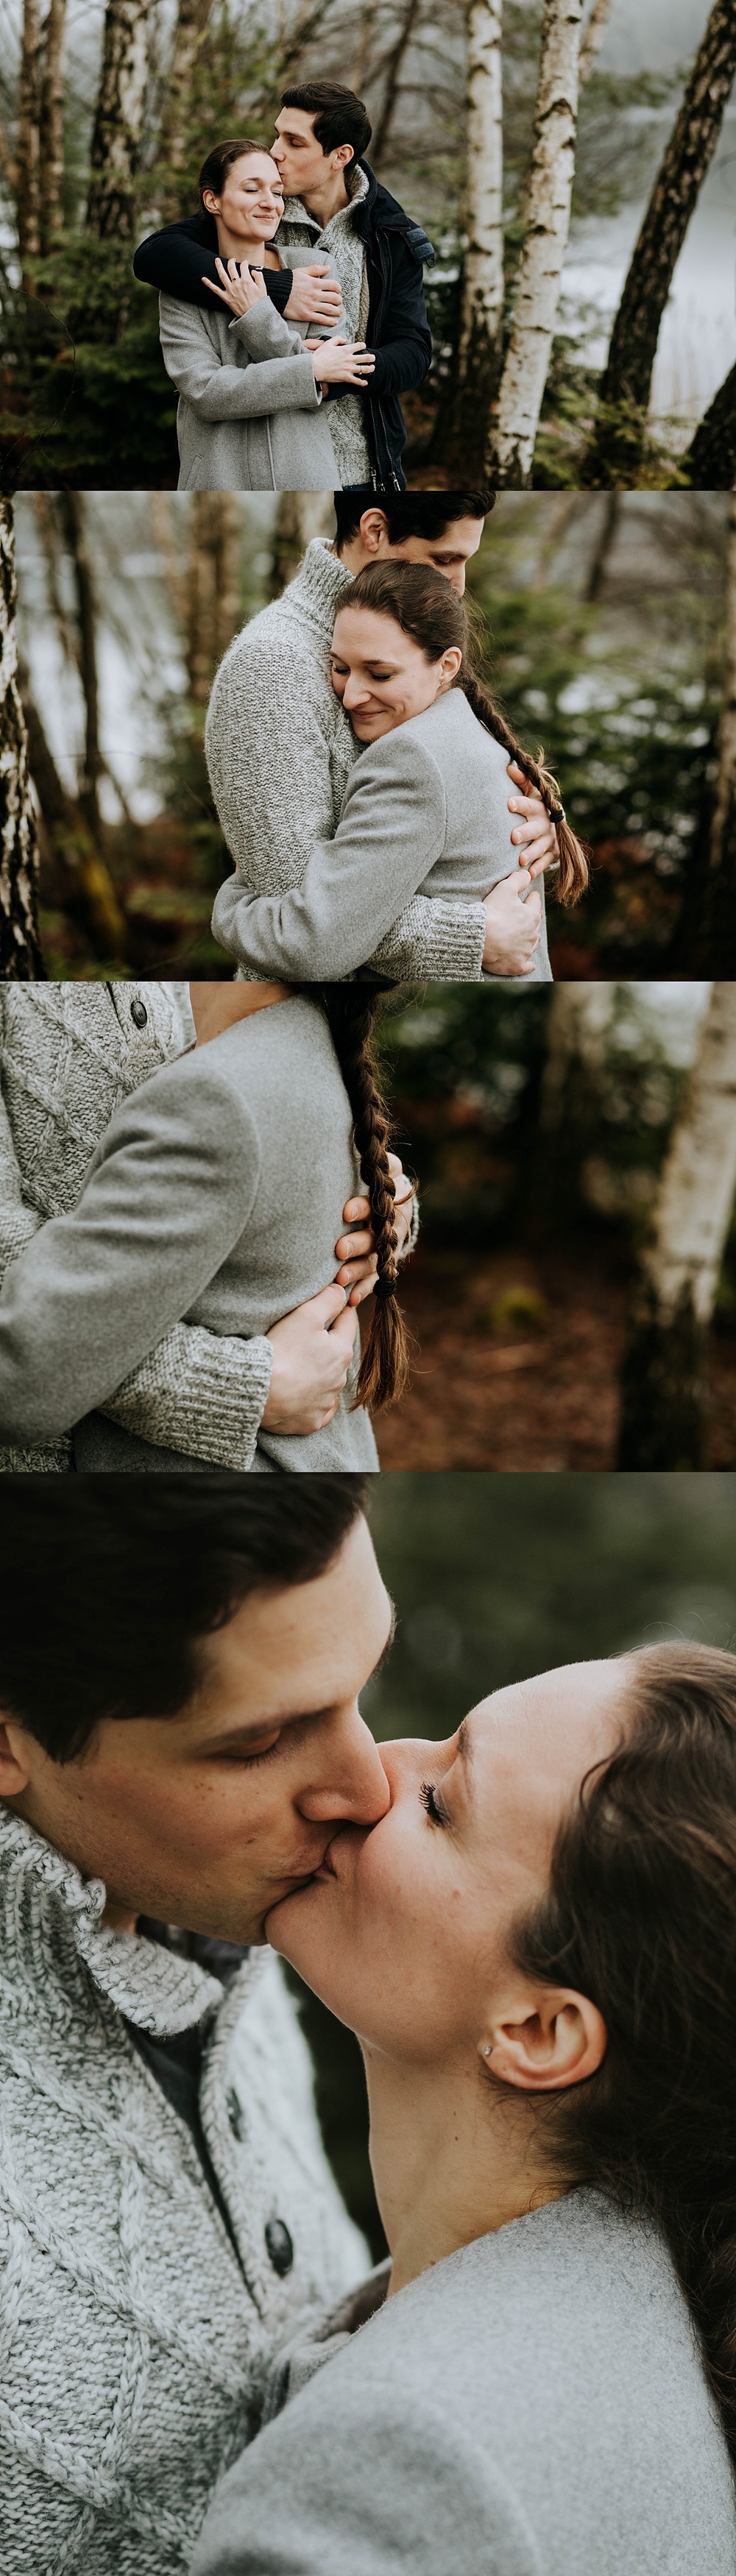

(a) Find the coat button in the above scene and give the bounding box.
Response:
[265,2218,294,2277]
[226,2086,244,2140]
[130,998,148,1028]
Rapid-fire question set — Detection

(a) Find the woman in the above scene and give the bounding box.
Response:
[211,560,589,982]
[0,982,413,1473]
[191,1641,736,2575]
[158,139,375,491]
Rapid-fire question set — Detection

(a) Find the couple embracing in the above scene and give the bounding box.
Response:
[134,81,429,492]
[0,1476,734,2575]
[205,489,589,987]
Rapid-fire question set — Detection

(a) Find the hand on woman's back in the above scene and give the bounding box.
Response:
[482,870,542,976]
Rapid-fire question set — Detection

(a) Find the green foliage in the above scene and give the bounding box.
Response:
[1,238,180,491]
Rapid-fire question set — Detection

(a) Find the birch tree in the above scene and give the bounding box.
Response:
[586,0,736,479]
[15,0,42,277]
[0,505,43,982]
[699,494,736,969]
[683,357,736,492]
[490,0,584,487]
[617,981,736,1469]
[453,0,504,469]
[158,0,213,222]
[86,0,150,238]
[39,0,67,246]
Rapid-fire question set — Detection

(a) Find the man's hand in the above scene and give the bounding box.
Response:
[506,759,559,880]
[482,871,542,976]
[283,262,344,326]
[204,258,267,316]
[261,1285,358,1434]
[335,1152,415,1307]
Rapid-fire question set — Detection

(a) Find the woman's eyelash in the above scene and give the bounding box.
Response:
[421,1779,450,1827]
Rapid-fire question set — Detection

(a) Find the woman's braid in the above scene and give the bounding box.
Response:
[318,987,410,1413]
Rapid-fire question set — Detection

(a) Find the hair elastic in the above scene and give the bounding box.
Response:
[548,801,566,823]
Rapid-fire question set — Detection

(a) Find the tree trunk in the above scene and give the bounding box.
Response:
[589,0,736,475]
[682,357,736,492]
[490,0,584,488]
[584,490,619,601]
[158,0,213,221]
[186,495,243,703]
[269,492,336,595]
[57,494,102,839]
[86,0,149,240]
[16,0,42,277]
[0,506,43,980]
[371,0,422,168]
[698,493,736,969]
[442,0,504,477]
[578,0,612,84]
[21,681,127,958]
[617,980,736,1469]
[39,0,67,247]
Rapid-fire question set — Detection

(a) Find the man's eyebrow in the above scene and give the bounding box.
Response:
[202,1602,397,1750]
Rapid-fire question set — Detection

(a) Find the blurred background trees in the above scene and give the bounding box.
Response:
[7,486,727,979]
[297,1469,736,2247]
[1,0,732,488]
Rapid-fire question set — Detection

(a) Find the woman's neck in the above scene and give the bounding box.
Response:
[215,219,267,267]
[189,982,292,1046]
[364,2048,566,2299]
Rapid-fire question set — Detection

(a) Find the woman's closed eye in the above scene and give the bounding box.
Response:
[421,1779,451,1828]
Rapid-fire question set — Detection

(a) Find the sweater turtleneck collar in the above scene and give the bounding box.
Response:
[0,1800,261,2037]
[286,538,354,640]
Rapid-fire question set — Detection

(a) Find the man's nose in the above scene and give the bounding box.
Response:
[298,1714,391,1826]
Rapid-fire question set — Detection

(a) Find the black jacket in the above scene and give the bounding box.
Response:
[132,163,434,490]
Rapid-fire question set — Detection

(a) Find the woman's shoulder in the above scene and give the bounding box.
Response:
[404,689,510,773]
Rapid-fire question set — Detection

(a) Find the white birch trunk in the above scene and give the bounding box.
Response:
[40,0,67,245]
[640,982,736,1327]
[709,492,736,882]
[459,0,504,369]
[0,504,43,979]
[578,0,612,85]
[492,0,583,487]
[86,0,149,239]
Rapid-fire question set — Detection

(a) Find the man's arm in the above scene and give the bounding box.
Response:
[0,1087,44,1287]
[0,1057,261,1444]
[189,2379,542,2576]
[133,216,294,315]
[158,296,322,419]
[100,1320,273,1472]
[368,232,432,396]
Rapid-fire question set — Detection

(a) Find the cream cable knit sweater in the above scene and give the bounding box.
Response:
[206,539,487,984]
[0,986,273,1475]
[0,1804,366,2575]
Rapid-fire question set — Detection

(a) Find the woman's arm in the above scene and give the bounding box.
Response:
[158,295,323,421]
[189,2380,542,2576]
[0,1056,261,1444]
[210,730,456,982]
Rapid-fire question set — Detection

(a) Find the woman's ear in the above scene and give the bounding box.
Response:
[439,647,463,686]
[480,1987,606,2092]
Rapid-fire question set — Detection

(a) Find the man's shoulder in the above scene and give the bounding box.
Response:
[208,592,336,714]
[357,166,435,263]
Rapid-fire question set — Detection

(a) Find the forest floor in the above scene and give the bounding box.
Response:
[375,1237,736,1472]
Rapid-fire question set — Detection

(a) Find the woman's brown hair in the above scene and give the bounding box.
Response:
[341,561,590,906]
[316,984,410,1414]
[514,1642,736,2469]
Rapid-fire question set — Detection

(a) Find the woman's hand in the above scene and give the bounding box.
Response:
[204,258,268,317]
[306,336,376,388]
[261,1285,358,1433]
[482,872,542,976]
[335,1153,415,1306]
[506,760,559,879]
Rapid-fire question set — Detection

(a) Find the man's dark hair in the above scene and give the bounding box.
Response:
[333,491,496,552]
[280,82,372,168]
[0,1477,369,1763]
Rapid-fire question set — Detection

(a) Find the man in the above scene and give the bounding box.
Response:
[133,82,433,489]
[207,489,559,984]
[0,1475,392,2574]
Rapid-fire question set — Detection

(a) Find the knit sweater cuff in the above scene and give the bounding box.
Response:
[101,1323,275,1470]
[367,897,486,983]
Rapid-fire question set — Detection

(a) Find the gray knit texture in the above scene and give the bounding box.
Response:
[0,996,379,1474]
[191,2190,736,2576]
[276,174,372,487]
[207,540,487,985]
[0,1805,367,2575]
[0,987,275,1475]
[213,684,551,984]
[160,249,347,492]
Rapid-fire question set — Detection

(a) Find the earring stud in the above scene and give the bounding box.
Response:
[482,2045,491,2057]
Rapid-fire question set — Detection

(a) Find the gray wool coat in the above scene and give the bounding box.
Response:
[191,2190,736,2576]
[159,249,349,492]
[0,997,380,1475]
[0,1805,367,2576]
[213,685,552,984]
